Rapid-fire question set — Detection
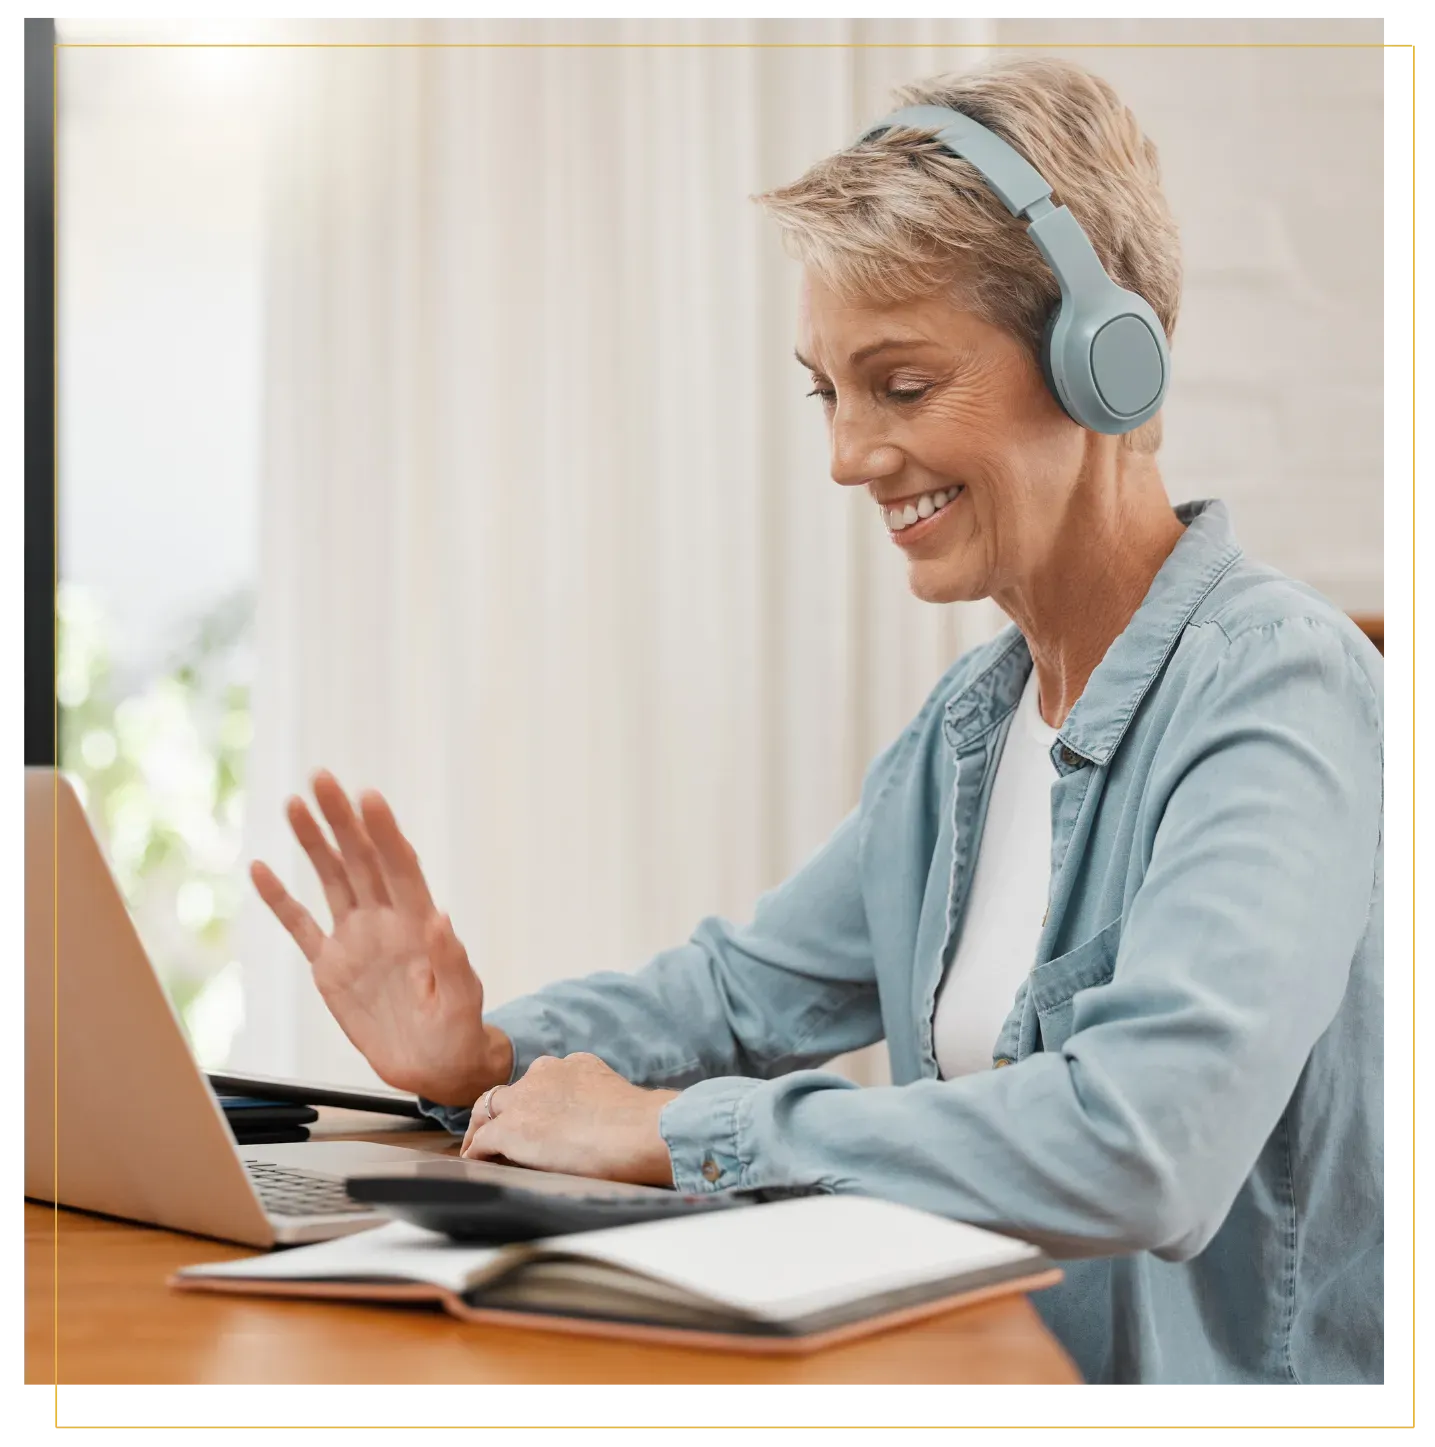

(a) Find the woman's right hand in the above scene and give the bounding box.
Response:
[249,769,512,1107]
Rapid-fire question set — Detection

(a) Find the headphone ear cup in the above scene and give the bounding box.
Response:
[1038,305,1072,420]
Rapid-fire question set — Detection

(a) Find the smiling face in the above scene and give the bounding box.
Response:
[795,269,1091,605]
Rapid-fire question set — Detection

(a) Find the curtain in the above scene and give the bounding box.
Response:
[230,18,1003,1087]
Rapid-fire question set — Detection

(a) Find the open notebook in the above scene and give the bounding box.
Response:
[172,1193,1059,1354]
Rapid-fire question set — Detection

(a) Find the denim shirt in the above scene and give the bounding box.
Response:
[422,498,1383,1385]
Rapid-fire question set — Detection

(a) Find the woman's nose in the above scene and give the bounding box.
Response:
[828,405,899,490]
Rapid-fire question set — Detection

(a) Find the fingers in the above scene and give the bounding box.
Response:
[360,790,437,918]
[460,1085,506,1157]
[461,1125,499,1161]
[462,1119,511,1163]
[250,860,327,963]
[460,1089,489,1156]
[312,770,392,908]
[285,795,358,927]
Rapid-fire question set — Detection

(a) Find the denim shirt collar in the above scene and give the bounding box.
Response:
[943,498,1243,765]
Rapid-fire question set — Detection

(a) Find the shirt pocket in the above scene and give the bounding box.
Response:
[1027,914,1124,1055]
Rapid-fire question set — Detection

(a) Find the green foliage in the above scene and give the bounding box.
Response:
[57,582,254,1064]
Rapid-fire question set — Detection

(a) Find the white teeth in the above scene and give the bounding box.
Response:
[884,487,962,530]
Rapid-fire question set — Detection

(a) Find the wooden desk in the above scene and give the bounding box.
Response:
[1350,612,1383,654]
[26,1110,1080,1385]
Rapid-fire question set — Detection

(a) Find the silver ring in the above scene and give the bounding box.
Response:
[477,1086,499,1123]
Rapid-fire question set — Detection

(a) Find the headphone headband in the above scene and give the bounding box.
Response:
[857,104,1052,217]
[854,104,1170,435]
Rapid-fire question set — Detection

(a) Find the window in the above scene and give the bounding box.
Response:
[56,38,266,1065]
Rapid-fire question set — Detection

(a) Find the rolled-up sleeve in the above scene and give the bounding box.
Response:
[660,619,1382,1257]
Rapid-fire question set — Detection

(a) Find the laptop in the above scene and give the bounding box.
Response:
[24,768,670,1247]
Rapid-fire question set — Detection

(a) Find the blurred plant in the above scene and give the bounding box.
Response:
[57,581,255,1067]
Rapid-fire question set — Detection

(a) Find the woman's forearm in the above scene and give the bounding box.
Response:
[487,919,881,1088]
[419,805,883,1131]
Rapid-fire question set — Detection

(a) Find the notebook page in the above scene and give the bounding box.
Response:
[177,1220,505,1295]
[540,1194,1042,1323]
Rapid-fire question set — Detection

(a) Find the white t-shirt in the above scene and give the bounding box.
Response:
[932,666,1058,1079]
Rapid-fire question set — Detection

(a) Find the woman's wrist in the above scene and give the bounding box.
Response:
[423,1023,515,1108]
[480,1022,516,1093]
[635,1089,682,1186]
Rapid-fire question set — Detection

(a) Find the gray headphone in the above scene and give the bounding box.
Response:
[856,104,1170,436]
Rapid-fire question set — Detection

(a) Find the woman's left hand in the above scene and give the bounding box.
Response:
[460,1053,681,1187]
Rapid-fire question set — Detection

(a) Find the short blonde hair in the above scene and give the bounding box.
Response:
[752,56,1182,454]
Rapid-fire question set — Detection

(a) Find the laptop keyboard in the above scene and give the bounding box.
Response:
[245,1161,373,1218]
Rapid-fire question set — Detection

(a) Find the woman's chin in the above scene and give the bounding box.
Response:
[906,556,985,606]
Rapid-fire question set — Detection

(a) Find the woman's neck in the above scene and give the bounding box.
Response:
[992,456,1185,731]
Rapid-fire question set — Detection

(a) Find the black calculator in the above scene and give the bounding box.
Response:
[344,1172,747,1242]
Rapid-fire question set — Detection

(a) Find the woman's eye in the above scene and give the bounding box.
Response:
[804,382,925,405]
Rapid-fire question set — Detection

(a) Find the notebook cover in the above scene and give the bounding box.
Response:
[170,1267,1063,1356]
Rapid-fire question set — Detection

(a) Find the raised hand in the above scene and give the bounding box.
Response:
[249,770,511,1106]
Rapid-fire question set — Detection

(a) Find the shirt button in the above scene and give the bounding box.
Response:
[1059,744,1083,768]
[701,1158,722,1183]
[994,1057,1012,1069]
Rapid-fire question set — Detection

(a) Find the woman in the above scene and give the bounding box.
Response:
[251,58,1382,1385]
